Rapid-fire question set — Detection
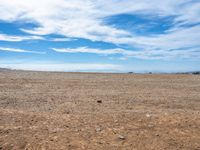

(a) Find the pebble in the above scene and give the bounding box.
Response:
[148,124,154,128]
[146,113,151,118]
[118,135,126,140]
[97,100,102,103]
[155,133,160,136]
[95,127,101,132]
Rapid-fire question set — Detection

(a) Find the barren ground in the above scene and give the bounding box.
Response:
[0,70,200,150]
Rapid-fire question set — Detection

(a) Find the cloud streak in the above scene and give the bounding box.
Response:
[0,47,46,54]
[0,34,44,42]
[52,47,133,55]
[52,47,200,60]
[49,38,75,42]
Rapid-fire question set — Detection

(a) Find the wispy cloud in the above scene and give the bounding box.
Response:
[0,34,44,42]
[52,47,200,60]
[0,0,199,59]
[0,47,46,54]
[52,47,133,55]
[49,38,76,42]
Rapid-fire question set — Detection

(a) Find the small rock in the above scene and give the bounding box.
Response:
[75,129,81,132]
[118,135,126,140]
[155,133,160,136]
[114,120,118,123]
[97,100,102,103]
[97,141,103,144]
[95,127,101,132]
[148,124,154,128]
[146,113,151,118]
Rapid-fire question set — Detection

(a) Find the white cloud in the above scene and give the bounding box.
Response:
[49,38,76,42]
[0,0,199,59]
[0,34,44,42]
[52,47,134,55]
[128,26,200,50]
[52,47,200,60]
[0,63,122,72]
[0,47,46,54]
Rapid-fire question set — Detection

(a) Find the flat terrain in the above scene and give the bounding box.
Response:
[0,70,200,150]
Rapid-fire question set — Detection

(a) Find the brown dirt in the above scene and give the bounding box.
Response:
[0,70,200,150]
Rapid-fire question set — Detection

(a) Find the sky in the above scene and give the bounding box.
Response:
[0,0,200,72]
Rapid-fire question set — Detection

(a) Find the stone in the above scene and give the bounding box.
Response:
[97,100,102,103]
[146,113,151,118]
[95,127,101,132]
[118,135,126,140]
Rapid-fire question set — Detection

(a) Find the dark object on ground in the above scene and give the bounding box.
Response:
[97,100,102,103]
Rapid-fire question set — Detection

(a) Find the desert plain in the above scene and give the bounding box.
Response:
[0,69,200,150]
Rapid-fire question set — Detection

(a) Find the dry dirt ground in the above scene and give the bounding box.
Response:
[0,70,200,150]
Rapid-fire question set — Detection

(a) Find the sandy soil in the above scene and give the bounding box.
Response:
[0,70,200,150]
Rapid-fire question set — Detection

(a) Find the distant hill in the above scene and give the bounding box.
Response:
[176,71,200,75]
[191,71,200,75]
[0,68,12,71]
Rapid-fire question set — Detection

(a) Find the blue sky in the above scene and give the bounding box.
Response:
[0,0,199,72]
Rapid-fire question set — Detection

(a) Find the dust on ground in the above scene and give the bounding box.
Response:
[0,70,200,150]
